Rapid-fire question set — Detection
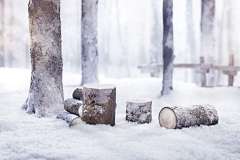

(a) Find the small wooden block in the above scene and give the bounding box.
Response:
[126,98,152,124]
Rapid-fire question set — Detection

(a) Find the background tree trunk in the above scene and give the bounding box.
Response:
[0,0,4,67]
[161,0,174,95]
[81,0,99,85]
[201,0,215,86]
[22,0,64,117]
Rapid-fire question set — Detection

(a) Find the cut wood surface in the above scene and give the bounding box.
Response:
[64,98,82,116]
[57,112,82,127]
[82,84,116,126]
[126,98,152,124]
[159,104,218,129]
[72,88,83,100]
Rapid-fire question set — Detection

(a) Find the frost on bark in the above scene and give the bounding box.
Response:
[81,0,99,85]
[0,0,4,67]
[22,0,64,117]
[161,0,175,96]
[159,104,219,129]
[201,0,215,86]
[82,84,116,126]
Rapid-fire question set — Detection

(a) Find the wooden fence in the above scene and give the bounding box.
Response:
[138,55,240,87]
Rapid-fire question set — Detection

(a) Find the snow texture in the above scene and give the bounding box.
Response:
[23,0,64,117]
[0,68,240,159]
[126,98,152,124]
[81,0,99,85]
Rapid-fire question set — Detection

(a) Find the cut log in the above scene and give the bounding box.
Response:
[64,98,82,116]
[126,99,152,124]
[57,112,83,127]
[72,88,83,100]
[82,84,116,126]
[159,104,218,129]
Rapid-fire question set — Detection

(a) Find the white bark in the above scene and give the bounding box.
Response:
[81,0,99,85]
[64,98,82,116]
[0,0,4,67]
[57,112,82,127]
[22,0,64,117]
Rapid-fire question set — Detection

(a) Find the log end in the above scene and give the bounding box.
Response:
[71,117,83,127]
[159,107,177,129]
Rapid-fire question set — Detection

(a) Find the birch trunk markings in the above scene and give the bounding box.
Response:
[81,0,99,85]
[22,0,64,117]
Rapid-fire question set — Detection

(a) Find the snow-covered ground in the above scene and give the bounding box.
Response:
[0,68,240,160]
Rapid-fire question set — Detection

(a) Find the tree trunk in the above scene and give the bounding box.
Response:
[82,84,116,126]
[57,112,82,127]
[64,98,82,116]
[126,99,152,124]
[22,0,64,117]
[0,0,4,67]
[161,0,175,95]
[201,0,215,86]
[81,0,99,85]
[159,104,219,129]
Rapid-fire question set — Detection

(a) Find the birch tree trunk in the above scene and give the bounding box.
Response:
[0,0,4,67]
[22,0,64,117]
[201,0,215,86]
[81,0,99,85]
[161,0,174,95]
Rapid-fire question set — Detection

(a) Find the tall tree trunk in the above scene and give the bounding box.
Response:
[22,0,64,117]
[161,0,174,96]
[8,0,14,67]
[0,0,4,67]
[201,0,215,86]
[81,0,99,85]
[151,0,162,63]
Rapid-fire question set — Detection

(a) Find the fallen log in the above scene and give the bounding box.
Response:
[126,98,152,124]
[159,104,218,129]
[64,98,82,116]
[72,88,83,100]
[82,84,116,126]
[57,112,83,127]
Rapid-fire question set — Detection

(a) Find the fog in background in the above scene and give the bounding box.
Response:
[0,0,240,85]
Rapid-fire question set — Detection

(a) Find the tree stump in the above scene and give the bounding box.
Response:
[126,99,152,124]
[57,112,82,127]
[72,88,83,100]
[64,98,82,116]
[159,104,219,129]
[82,84,116,126]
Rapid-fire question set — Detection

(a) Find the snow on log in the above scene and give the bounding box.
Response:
[72,88,83,100]
[82,84,116,126]
[126,99,152,124]
[64,98,82,116]
[159,104,219,129]
[57,112,83,127]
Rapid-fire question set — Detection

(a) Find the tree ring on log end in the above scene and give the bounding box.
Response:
[159,107,177,129]
[71,117,82,127]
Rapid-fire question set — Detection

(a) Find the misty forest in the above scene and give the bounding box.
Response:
[0,0,240,159]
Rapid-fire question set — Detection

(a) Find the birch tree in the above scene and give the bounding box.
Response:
[81,0,99,85]
[22,0,64,117]
[161,0,174,95]
[0,0,4,67]
[201,0,215,86]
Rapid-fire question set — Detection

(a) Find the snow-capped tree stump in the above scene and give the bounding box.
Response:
[64,98,82,116]
[57,112,82,127]
[72,88,83,100]
[159,104,219,129]
[82,84,116,126]
[126,99,152,124]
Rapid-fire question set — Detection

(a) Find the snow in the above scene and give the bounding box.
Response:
[0,68,240,159]
[84,83,116,90]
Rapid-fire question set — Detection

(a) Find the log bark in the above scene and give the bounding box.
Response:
[82,84,116,126]
[159,104,218,129]
[161,0,175,95]
[64,98,82,116]
[72,88,83,100]
[22,0,64,117]
[57,112,82,127]
[126,99,152,124]
[81,0,99,85]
